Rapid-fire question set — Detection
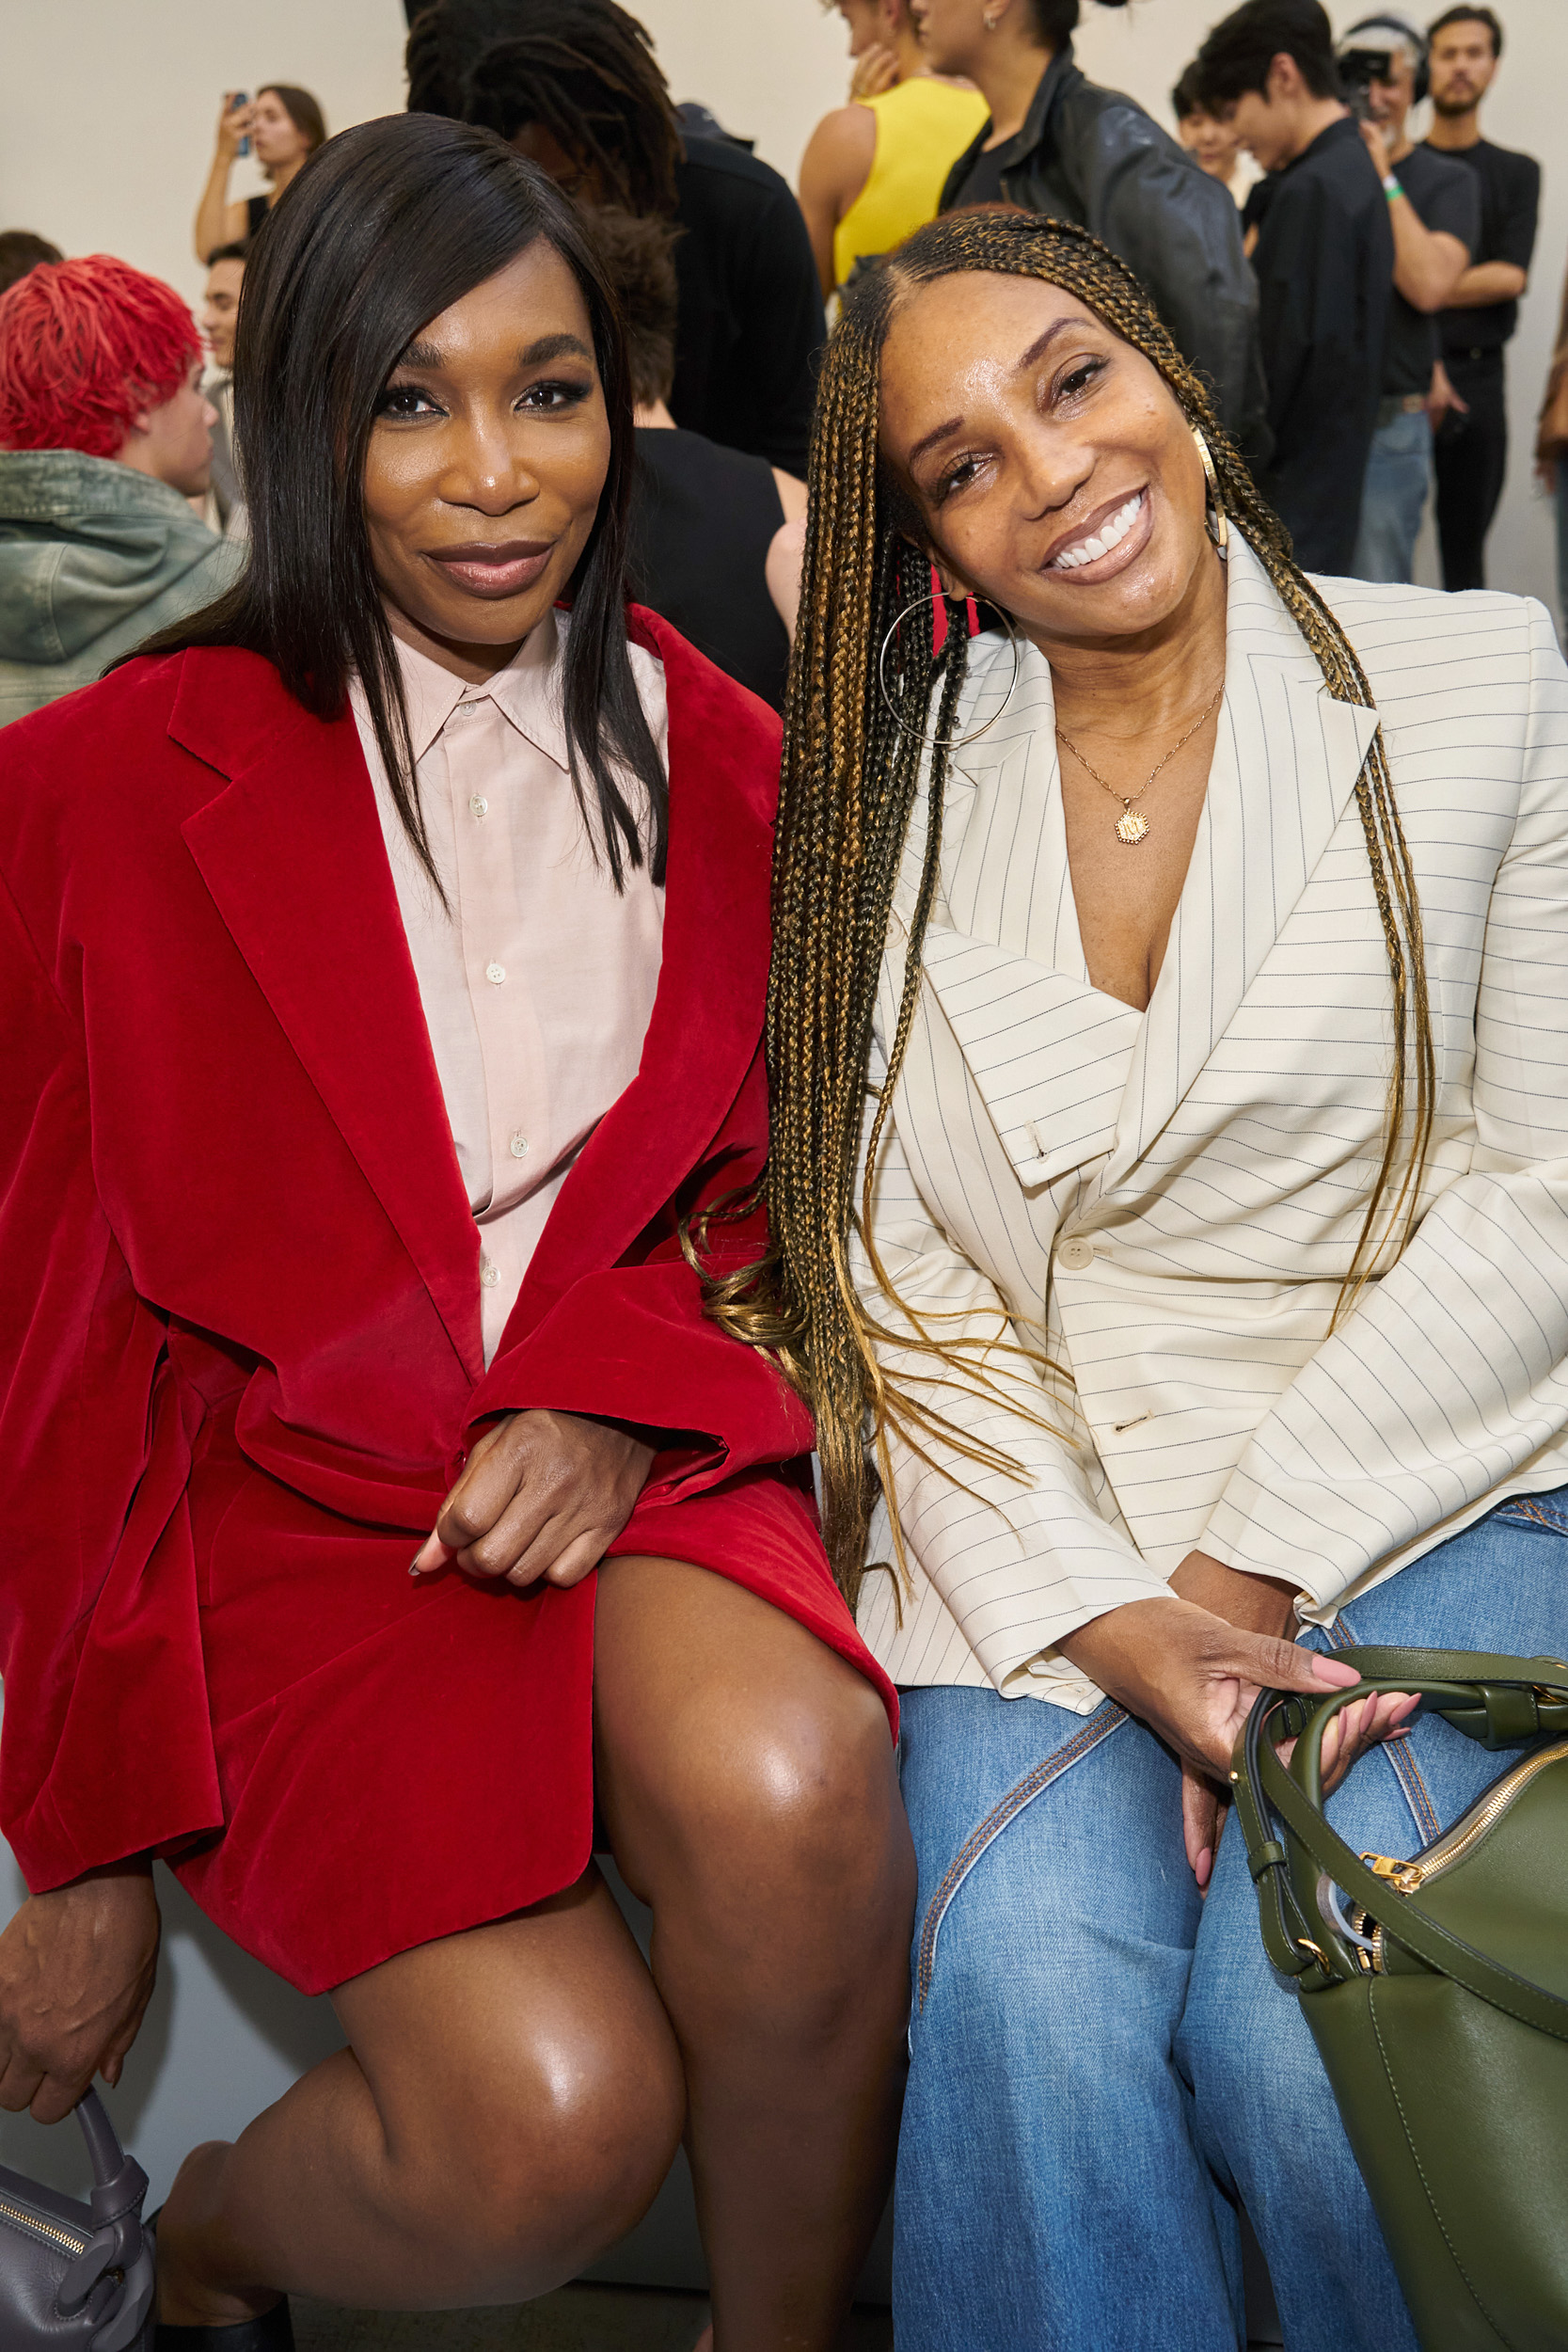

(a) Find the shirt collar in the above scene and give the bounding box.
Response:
[389,606,569,770]
[989,40,1074,178]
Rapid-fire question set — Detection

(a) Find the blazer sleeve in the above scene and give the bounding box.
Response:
[855,1028,1175,1695]
[0,865,220,1891]
[1203,600,1568,1605]
[464,1047,815,1503]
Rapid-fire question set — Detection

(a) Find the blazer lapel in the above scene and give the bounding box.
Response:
[915,925,1146,1185]
[173,653,484,1379]
[906,634,1143,1186]
[502,612,776,1334]
[1104,540,1380,1186]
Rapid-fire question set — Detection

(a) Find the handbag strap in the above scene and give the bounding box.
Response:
[1235,1673,1568,2042]
[1337,1647,1568,1747]
[55,2092,150,2346]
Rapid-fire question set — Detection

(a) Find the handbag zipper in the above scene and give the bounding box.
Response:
[0,2195,89,2255]
[1361,1735,1568,1896]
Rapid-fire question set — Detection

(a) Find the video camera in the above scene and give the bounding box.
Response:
[1338,13,1430,117]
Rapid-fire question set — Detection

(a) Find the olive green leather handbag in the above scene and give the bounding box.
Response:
[1233,1647,1568,2352]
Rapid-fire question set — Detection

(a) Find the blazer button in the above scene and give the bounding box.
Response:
[1056,1238,1097,1272]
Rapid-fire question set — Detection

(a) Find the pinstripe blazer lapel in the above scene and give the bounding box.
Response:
[1105,541,1381,1186]
[911,636,1143,1188]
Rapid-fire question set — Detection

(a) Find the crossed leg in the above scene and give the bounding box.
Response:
[156,1555,913,2351]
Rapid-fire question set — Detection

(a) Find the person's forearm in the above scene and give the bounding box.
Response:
[194,156,232,264]
[1387,198,1466,312]
[1444,259,1528,310]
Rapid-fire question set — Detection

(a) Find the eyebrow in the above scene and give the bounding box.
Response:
[903,314,1085,471]
[519,330,593,365]
[392,329,594,373]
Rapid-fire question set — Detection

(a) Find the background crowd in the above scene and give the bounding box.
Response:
[0,0,1560,723]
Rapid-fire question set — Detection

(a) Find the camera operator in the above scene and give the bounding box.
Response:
[1340,14,1477,581]
[1421,6,1541,590]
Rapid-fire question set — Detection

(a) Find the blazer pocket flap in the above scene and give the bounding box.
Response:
[919,927,1144,1187]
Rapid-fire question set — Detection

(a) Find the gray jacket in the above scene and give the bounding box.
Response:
[940,44,1271,461]
[0,451,245,727]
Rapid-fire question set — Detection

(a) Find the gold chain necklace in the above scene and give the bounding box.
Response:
[1055,678,1225,845]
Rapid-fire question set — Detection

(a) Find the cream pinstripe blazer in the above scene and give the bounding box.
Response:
[854,537,1568,1712]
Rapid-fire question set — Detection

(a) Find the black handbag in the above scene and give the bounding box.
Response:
[1234,1648,1568,2352]
[0,2091,153,2350]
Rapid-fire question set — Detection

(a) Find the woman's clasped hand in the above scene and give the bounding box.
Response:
[411,1410,657,1586]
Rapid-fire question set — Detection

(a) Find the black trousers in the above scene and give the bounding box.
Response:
[1433,348,1509,592]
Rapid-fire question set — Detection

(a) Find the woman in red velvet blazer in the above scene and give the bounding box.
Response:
[0,119,912,2352]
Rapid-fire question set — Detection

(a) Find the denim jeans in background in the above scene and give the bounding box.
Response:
[892,1499,1568,2352]
[1351,406,1433,584]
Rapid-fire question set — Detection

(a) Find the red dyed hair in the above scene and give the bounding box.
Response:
[0,254,199,462]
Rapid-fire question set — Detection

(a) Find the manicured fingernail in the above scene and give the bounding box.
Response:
[409,1556,423,1576]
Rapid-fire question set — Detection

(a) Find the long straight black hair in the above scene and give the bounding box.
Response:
[143,110,665,890]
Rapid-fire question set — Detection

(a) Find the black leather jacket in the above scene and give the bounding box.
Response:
[941,46,1271,462]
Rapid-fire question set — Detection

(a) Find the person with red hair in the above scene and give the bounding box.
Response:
[0,254,243,724]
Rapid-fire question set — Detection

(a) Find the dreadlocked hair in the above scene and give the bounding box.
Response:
[711,209,1433,1608]
[454,0,682,217]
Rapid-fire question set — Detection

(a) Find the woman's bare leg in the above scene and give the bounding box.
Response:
[594,1555,915,2352]
[155,1870,683,2323]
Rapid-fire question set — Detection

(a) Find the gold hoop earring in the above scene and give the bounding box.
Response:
[877,591,1022,751]
[1192,424,1229,552]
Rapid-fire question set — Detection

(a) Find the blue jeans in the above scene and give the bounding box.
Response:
[893,1497,1568,2350]
[1351,406,1433,584]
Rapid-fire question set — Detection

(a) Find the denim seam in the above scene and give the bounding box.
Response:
[1324,1610,1442,1846]
[913,1698,1128,2015]
[1495,1497,1568,1535]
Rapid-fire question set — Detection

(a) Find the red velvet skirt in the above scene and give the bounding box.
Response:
[174,1422,895,1994]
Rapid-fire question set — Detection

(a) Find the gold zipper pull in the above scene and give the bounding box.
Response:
[1361,1851,1425,1893]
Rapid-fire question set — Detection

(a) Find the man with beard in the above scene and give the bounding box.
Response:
[1420,6,1540,589]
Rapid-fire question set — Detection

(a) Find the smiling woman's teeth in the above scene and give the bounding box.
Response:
[1052,490,1144,570]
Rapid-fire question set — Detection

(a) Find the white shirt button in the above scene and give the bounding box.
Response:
[485,961,506,985]
[479,1256,499,1288]
[1056,1237,1097,1273]
[509,1131,530,1159]
[451,700,483,718]
[469,795,488,819]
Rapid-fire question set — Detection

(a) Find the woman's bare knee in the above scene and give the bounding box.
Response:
[597,1573,911,2004]
[332,1876,685,2300]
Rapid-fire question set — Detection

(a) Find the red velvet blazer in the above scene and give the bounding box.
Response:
[0,612,870,1993]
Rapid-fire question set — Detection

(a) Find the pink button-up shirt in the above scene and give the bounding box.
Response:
[353,612,668,1364]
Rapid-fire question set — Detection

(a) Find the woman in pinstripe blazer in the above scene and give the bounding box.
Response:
[742,212,1568,2349]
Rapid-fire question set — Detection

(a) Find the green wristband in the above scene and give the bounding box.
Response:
[1383,173,1403,201]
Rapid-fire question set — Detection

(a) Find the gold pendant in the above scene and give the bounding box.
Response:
[1116,807,1150,845]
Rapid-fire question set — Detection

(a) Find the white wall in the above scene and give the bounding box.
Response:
[1,1,1559,605]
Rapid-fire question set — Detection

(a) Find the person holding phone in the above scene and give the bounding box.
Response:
[193,84,326,262]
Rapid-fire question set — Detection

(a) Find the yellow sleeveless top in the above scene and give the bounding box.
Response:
[832,76,990,289]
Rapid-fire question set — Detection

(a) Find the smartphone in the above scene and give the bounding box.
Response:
[233,91,250,159]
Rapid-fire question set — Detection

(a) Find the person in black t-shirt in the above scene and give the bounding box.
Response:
[1339,15,1478,582]
[405,0,827,479]
[1420,6,1540,589]
[1196,0,1392,573]
[589,206,804,711]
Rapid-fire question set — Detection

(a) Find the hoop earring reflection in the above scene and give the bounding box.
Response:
[876,592,1023,752]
